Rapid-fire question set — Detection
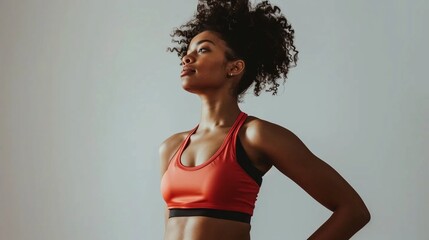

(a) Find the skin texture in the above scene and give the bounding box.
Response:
[160,31,370,240]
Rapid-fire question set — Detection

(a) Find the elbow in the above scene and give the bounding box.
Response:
[351,203,371,227]
[361,205,371,225]
[336,201,371,228]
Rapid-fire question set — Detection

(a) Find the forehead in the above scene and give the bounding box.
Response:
[188,31,227,49]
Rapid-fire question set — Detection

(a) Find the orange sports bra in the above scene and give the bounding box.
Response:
[160,112,263,223]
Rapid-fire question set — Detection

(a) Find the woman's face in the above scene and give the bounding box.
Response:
[180,30,236,95]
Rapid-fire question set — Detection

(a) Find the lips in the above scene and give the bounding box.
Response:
[181,67,196,77]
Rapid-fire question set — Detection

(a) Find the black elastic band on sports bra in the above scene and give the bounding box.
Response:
[236,137,264,186]
[169,208,251,223]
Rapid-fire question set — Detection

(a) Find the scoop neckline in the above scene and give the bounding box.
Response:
[177,112,244,170]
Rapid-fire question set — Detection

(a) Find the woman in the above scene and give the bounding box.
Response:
[160,1,370,239]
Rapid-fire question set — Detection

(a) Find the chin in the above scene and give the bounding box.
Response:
[181,85,198,94]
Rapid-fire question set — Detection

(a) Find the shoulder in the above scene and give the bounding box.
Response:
[242,115,296,145]
[159,130,190,175]
[159,131,188,155]
[241,115,307,163]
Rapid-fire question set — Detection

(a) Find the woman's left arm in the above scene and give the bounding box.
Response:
[247,119,370,240]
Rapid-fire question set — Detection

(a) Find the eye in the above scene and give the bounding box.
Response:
[198,48,208,53]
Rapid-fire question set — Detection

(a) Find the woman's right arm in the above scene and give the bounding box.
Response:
[159,140,170,226]
[159,132,186,226]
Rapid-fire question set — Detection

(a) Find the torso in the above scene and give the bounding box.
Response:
[164,217,251,240]
[179,116,271,171]
[160,116,272,240]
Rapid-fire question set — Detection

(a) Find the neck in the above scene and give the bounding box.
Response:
[197,94,241,130]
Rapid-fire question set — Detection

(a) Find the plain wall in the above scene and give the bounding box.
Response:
[0,0,428,239]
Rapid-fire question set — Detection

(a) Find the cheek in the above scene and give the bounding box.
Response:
[200,60,227,75]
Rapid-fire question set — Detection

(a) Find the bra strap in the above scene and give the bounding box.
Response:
[231,112,248,140]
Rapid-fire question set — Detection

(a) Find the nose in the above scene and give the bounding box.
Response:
[181,54,194,65]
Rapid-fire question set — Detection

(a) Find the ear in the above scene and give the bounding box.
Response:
[227,59,245,77]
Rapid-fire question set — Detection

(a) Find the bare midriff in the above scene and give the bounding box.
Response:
[164,216,251,240]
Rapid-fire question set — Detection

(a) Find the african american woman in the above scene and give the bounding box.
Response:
[160,1,370,239]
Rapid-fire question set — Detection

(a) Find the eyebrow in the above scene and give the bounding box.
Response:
[195,39,215,46]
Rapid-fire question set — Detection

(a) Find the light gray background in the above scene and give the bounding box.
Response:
[0,0,428,239]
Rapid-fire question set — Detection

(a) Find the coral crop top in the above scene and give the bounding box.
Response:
[160,112,263,223]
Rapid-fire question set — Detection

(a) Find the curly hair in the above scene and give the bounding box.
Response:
[168,0,298,100]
